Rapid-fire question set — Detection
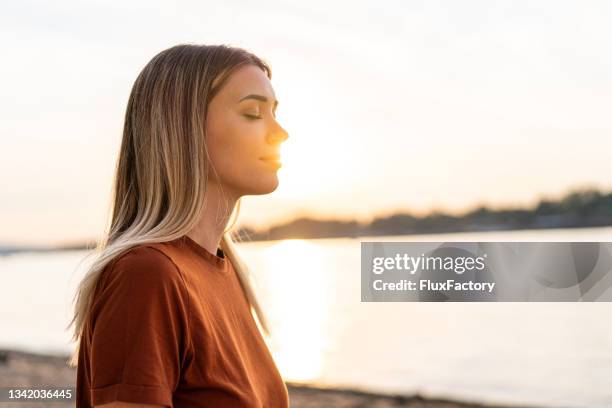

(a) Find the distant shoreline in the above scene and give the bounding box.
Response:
[0,347,544,408]
[3,188,611,255]
[2,223,612,257]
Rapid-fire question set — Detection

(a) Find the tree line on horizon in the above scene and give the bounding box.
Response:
[236,188,612,241]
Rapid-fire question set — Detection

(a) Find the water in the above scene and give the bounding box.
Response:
[1,227,612,408]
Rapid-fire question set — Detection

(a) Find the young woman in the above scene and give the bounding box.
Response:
[68,44,289,408]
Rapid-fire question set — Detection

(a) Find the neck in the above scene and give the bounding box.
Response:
[187,181,238,256]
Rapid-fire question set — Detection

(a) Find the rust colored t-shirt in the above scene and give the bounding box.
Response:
[76,236,289,407]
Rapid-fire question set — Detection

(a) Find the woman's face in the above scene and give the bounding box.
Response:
[205,64,289,198]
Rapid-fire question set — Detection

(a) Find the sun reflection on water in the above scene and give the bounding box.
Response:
[255,239,331,382]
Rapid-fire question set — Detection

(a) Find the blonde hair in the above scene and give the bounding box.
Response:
[66,44,271,368]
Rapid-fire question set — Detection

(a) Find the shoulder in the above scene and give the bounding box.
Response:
[104,244,184,290]
[114,244,176,269]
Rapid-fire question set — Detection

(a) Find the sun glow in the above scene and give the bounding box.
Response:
[275,128,355,200]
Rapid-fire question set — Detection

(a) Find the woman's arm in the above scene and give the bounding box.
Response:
[88,247,190,406]
[96,403,165,408]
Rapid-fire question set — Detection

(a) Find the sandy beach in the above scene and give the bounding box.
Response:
[0,348,542,408]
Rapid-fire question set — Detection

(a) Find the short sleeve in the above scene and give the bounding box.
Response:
[89,246,191,407]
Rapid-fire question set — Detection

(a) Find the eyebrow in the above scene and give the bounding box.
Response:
[239,94,279,110]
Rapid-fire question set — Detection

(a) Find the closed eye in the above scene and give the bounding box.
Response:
[243,114,262,120]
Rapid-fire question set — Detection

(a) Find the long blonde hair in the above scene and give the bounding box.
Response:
[66,44,271,368]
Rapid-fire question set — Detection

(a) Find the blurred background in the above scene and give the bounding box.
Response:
[1,1,611,407]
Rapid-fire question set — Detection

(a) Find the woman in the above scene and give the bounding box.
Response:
[68,44,290,408]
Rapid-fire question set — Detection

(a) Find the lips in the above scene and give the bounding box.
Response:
[260,154,282,169]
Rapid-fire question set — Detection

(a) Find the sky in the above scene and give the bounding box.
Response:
[1,0,611,245]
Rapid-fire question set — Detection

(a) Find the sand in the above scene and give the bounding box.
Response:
[0,348,537,408]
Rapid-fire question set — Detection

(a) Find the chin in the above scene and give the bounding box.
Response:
[243,175,279,196]
[259,178,280,194]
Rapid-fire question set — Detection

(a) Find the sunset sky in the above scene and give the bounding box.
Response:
[1,0,611,245]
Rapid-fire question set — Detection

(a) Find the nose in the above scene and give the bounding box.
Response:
[267,120,289,144]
